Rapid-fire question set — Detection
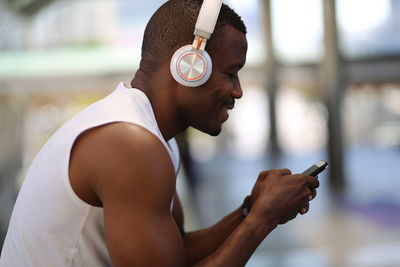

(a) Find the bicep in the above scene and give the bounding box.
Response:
[87,123,185,266]
[104,205,184,266]
[172,194,185,236]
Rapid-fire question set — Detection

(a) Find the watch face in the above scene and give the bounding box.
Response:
[242,207,249,217]
[241,195,251,217]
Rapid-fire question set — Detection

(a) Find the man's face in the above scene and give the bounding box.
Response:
[177,25,248,136]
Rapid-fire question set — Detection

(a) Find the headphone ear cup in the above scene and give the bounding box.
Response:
[170,45,212,87]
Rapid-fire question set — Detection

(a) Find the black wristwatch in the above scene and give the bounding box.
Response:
[241,195,251,217]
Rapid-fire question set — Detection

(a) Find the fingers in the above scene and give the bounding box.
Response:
[300,176,318,215]
[280,168,292,176]
[302,185,317,215]
[310,187,317,200]
[286,174,320,192]
[270,168,292,176]
[304,175,320,189]
[258,168,292,181]
[300,202,310,215]
[257,170,271,182]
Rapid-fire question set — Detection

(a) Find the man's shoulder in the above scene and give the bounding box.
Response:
[69,122,176,206]
[74,122,171,167]
[94,122,162,146]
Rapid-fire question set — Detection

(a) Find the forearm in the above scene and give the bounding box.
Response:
[193,214,277,267]
[183,207,244,266]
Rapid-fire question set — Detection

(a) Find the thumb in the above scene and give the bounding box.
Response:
[257,170,272,182]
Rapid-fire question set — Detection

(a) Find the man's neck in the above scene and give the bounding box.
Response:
[130,69,187,141]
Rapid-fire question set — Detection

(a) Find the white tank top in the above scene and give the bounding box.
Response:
[0,83,180,267]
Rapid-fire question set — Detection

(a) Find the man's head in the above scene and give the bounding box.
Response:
[141,0,246,69]
[139,0,248,136]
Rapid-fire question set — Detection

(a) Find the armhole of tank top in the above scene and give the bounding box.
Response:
[168,138,181,175]
[63,129,93,211]
[62,120,178,211]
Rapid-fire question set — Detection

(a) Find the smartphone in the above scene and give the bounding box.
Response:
[302,160,328,177]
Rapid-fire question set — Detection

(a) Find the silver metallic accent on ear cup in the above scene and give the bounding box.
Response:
[170,45,212,87]
[178,52,205,80]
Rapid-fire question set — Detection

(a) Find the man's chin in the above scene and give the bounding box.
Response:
[194,125,222,137]
[205,126,222,137]
[208,129,221,137]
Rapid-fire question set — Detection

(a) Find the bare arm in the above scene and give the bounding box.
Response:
[70,123,185,266]
[174,170,319,266]
[172,195,245,266]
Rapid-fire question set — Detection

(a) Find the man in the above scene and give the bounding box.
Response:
[0,0,319,266]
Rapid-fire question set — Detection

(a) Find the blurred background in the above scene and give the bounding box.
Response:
[1,0,400,266]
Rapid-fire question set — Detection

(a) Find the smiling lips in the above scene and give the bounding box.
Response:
[223,100,235,111]
[222,106,233,116]
[221,102,234,121]
[223,104,234,111]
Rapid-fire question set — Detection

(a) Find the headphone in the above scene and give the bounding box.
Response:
[170,0,223,87]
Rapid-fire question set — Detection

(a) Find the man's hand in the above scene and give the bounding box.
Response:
[248,169,319,225]
[248,170,271,209]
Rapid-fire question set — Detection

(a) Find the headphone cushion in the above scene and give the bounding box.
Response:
[170,45,212,87]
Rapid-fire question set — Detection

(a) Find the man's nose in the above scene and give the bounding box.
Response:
[232,81,243,99]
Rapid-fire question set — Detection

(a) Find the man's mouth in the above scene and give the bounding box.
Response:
[221,104,234,122]
[221,100,235,121]
[223,101,235,111]
[223,105,234,111]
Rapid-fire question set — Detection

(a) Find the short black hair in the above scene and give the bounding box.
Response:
[141,0,246,69]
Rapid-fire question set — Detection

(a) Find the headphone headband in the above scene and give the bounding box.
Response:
[194,0,223,39]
